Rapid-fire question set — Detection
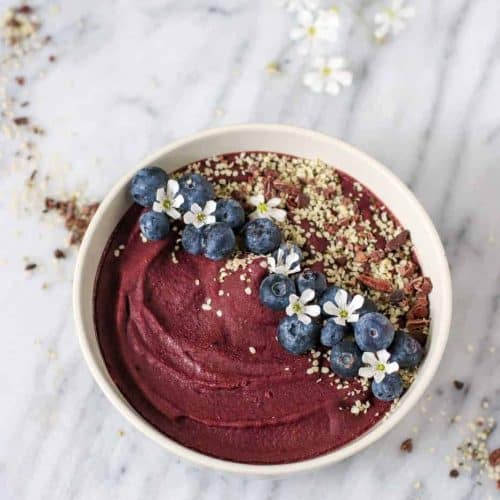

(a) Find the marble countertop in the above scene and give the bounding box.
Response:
[1,1,499,499]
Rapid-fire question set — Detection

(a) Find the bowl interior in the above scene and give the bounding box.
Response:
[74,124,451,476]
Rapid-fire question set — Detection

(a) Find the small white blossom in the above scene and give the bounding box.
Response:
[249,194,287,222]
[183,200,216,229]
[152,180,184,220]
[267,247,301,276]
[290,9,339,55]
[275,0,319,13]
[303,56,353,95]
[374,0,415,41]
[286,289,321,325]
[323,289,364,326]
[358,350,399,383]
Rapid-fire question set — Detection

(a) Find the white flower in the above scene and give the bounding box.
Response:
[290,9,339,55]
[152,180,184,219]
[275,0,319,13]
[183,200,216,229]
[323,289,364,326]
[249,194,287,222]
[267,247,301,276]
[303,56,353,95]
[286,288,321,325]
[374,0,415,41]
[358,350,399,383]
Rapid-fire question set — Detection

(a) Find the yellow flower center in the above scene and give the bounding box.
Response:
[258,202,268,213]
[162,199,172,209]
[339,309,348,318]
[376,363,385,372]
[322,66,332,77]
[196,213,206,222]
[292,303,303,313]
[307,26,317,37]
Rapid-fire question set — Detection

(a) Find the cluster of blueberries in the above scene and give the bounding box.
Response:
[259,246,424,401]
[129,167,284,260]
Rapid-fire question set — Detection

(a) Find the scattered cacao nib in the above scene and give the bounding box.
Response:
[389,289,405,304]
[406,318,429,334]
[335,256,347,267]
[20,101,30,107]
[263,177,275,199]
[400,261,416,278]
[407,303,429,320]
[386,229,410,251]
[48,55,56,62]
[296,192,309,208]
[354,251,368,263]
[367,249,385,263]
[15,76,25,86]
[449,469,459,478]
[489,448,500,467]
[53,249,66,259]
[44,197,100,246]
[25,262,37,271]
[400,438,413,453]
[357,274,393,293]
[27,169,37,182]
[16,5,34,14]
[411,276,433,295]
[13,117,29,126]
[32,125,45,135]
[497,479,500,490]
[453,380,464,390]
[374,234,387,250]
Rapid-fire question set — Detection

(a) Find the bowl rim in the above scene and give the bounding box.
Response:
[73,123,452,476]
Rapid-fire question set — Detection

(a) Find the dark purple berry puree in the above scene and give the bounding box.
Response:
[94,152,432,464]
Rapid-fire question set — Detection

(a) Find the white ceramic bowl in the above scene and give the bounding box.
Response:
[73,124,452,476]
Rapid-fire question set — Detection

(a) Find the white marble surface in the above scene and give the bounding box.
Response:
[1,1,499,499]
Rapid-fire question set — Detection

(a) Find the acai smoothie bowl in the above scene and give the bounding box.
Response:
[74,124,452,476]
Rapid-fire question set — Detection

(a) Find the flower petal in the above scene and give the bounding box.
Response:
[362,351,377,365]
[334,289,348,308]
[167,208,181,220]
[204,200,217,214]
[156,187,166,201]
[172,194,184,208]
[377,349,391,363]
[152,201,163,213]
[269,208,287,222]
[347,313,359,323]
[190,203,202,214]
[386,362,399,374]
[325,81,341,96]
[349,294,365,313]
[166,179,179,197]
[183,212,195,224]
[267,197,281,207]
[304,304,321,317]
[298,313,311,325]
[323,301,340,316]
[205,215,216,225]
[300,288,315,304]
[288,294,299,305]
[374,371,385,383]
[333,317,346,326]
[249,194,264,207]
[358,366,375,379]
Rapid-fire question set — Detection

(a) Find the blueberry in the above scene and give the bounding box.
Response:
[354,312,395,352]
[139,211,170,240]
[178,173,215,212]
[372,373,404,401]
[181,224,204,255]
[320,318,348,347]
[389,331,424,368]
[215,199,245,230]
[277,316,320,355]
[330,340,363,378]
[130,167,168,207]
[319,285,347,309]
[259,274,296,311]
[243,219,282,254]
[202,222,235,260]
[357,297,377,316]
[296,269,327,295]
